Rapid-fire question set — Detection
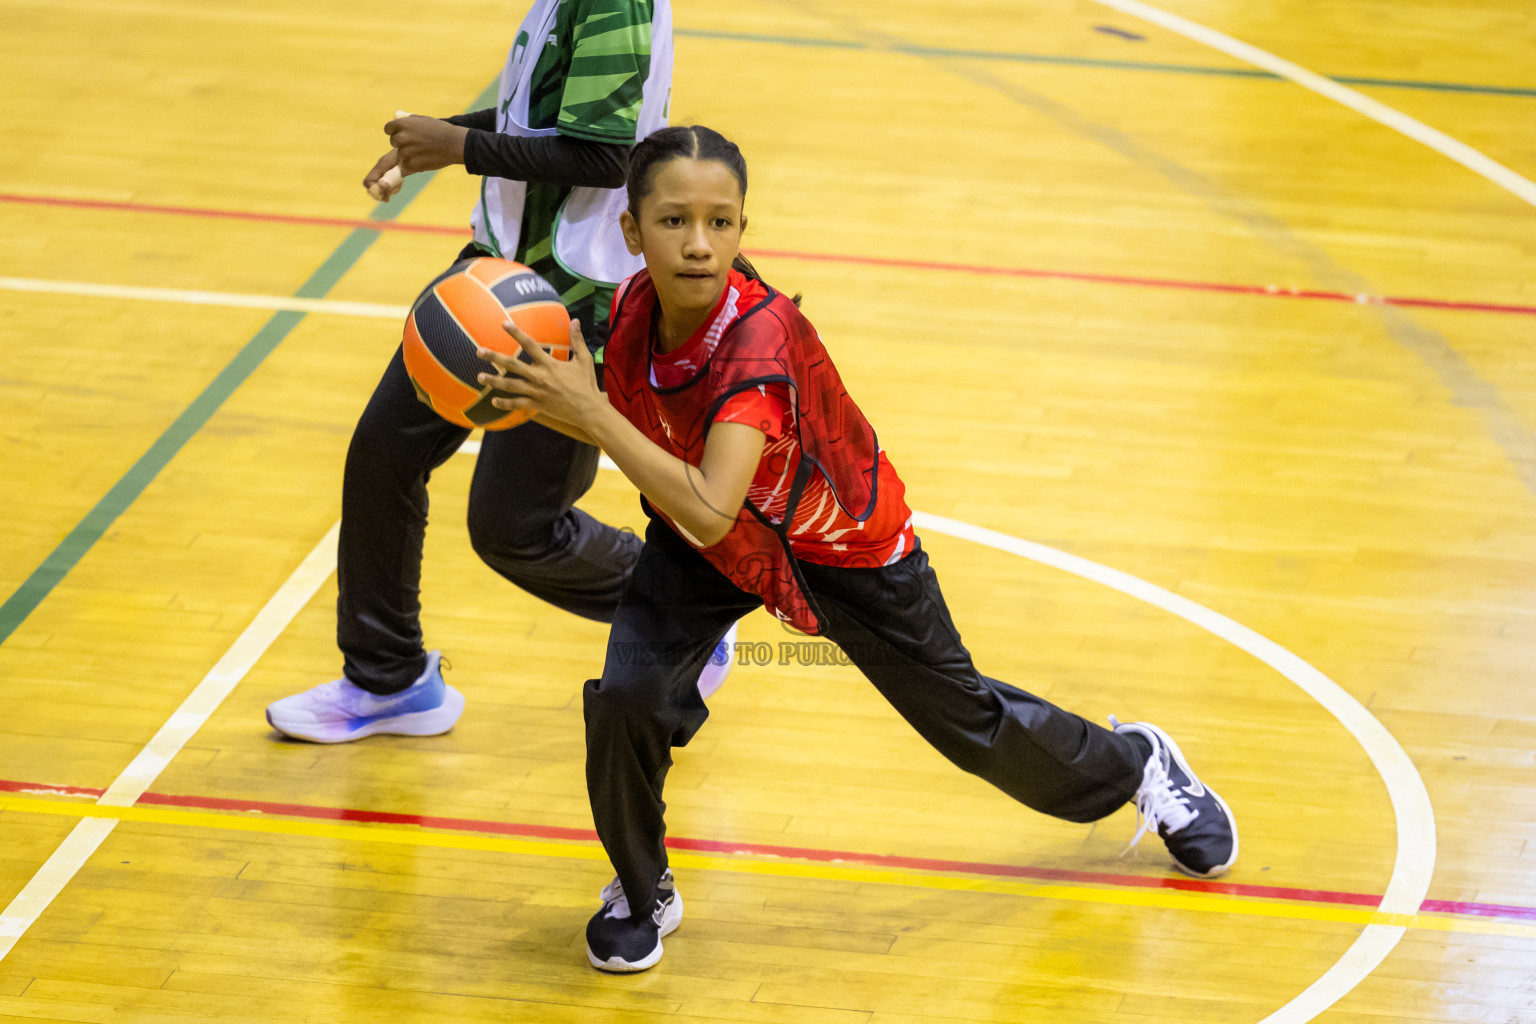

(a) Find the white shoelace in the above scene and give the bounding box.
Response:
[598,877,631,920]
[1113,719,1200,856]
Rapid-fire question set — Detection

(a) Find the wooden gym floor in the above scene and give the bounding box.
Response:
[2,0,1534,1021]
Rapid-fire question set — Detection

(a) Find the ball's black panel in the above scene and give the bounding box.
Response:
[411,290,494,389]
[463,387,512,427]
[490,271,562,309]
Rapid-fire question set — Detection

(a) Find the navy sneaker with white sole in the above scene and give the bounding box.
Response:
[1111,717,1238,878]
[586,869,683,972]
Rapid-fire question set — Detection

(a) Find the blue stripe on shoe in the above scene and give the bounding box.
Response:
[345,656,446,731]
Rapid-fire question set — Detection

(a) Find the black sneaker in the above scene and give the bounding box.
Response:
[1111,717,1238,878]
[585,869,683,972]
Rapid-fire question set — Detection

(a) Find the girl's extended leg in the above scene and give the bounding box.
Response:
[798,545,1146,822]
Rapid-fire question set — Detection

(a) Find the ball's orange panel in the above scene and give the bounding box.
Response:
[462,265,572,358]
[465,256,531,288]
[478,297,571,430]
[506,301,573,360]
[433,270,511,350]
[402,313,479,429]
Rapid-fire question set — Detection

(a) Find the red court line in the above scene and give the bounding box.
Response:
[0,192,463,236]
[745,247,1536,317]
[4,190,1534,317]
[5,777,1534,922]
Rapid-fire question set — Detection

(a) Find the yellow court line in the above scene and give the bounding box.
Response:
[3,795,1531,940]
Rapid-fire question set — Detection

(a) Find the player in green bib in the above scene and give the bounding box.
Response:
[466,0,671,337]
[265,0,735,743]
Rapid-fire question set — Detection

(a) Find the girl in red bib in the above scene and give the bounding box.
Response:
[476,126,1237,973]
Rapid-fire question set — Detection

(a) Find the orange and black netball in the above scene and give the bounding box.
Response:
[401,257,571,430]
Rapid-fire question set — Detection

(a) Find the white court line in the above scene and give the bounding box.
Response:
[1091,0,1536,210]
[0,522,341,961]
[483,442,1434,1024]
[4,442,1433,1024]
[0,276,408,320]
[1078,5,1469,1012]
[1,16,1450,999]
[911,513,1434,1024]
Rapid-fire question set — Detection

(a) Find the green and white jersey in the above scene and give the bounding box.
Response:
[471,0,673,335]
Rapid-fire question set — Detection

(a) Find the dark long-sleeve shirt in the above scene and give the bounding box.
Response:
[444,109,628,188]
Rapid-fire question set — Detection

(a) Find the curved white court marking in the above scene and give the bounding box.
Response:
[2,430,1429,1019]
[572,445,1436,1023]
[1091,0,1536,210]
[911,512,1434,1023]
[1080,1,1473,1013]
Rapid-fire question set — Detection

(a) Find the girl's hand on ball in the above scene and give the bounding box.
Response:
[477,320,602,428]
[386,114,469,174]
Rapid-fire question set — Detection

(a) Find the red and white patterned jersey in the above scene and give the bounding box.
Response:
[649,291,915,569]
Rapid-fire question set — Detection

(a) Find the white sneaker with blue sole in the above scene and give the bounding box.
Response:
[265,651,464,743]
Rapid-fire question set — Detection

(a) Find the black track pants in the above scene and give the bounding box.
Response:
[584,516,1148,908]
[336,250,642,694]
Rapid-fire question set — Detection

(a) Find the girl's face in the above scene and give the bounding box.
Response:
[621,157,747,314]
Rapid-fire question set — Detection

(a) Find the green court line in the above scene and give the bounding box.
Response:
[1331,75,1536,98]
[675,27,1536,99]
[6,31,1525,645]
[0,81,497,646]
